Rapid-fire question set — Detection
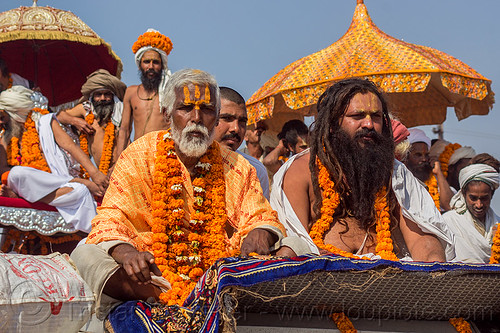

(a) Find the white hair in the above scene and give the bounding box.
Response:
[161,68,220,118]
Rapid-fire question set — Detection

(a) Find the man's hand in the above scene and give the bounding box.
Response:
[72,117,95,135]
[430,158,442,176]
[90,170,109,193]
[241,228,277,256]
[110,244,162,285]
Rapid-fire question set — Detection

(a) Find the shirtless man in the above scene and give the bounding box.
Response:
[271,78,453,261]
[57,69,127,174]
[116,29,173,155]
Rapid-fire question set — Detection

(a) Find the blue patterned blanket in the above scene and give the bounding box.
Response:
[108,254,500,332]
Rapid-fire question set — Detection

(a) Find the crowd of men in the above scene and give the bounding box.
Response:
[0,28,499,319]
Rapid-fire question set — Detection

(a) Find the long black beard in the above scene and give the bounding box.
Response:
[140,68,162,92]
[332,128,395,229]
[92,99,114,126]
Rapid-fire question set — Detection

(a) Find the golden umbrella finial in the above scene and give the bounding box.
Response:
[357,0,364,4]
[32,0,38,7]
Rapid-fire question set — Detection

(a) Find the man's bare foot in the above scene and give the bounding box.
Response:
[0,184,19,198]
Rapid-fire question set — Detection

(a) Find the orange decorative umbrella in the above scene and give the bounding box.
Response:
[246,0,494,129]
[0,1,122,107]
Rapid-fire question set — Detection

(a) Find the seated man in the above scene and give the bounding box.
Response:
[271,78,454,261]
[443,153,500,263]
[71,69,285,319]
[213,86,270,200]
[0,85,107,233]
[263,119,309,175]
[57,69,127,174]
[240,120,267,162]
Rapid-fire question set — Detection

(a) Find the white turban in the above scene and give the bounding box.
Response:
[0,85,35,123]
[448,146,476,166]
[408,128,431,150]
[450,164,499,213]
[134,29,172,111]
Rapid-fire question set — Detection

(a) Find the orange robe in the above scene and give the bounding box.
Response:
[87,131,285,252]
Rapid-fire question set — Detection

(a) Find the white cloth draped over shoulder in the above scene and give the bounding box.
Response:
[270,149,455,260]
[443,163,500,263]
[7,113,96,233]
[443,209,498,263]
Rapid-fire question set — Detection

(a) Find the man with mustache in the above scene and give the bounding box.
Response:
[213,86,270,199]
[444,153,500,263]
[57,69,127,176]
[71,69,285,319]
[116,29,173,157]
[404,128,433,183]
[271,78,454,261]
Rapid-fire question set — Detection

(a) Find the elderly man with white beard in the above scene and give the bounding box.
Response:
[71,68,286,319]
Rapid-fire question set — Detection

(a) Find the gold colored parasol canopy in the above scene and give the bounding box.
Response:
[0,2,123,106]
[246,0,494,128]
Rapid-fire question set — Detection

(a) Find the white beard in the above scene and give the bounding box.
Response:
[171,122,214,158]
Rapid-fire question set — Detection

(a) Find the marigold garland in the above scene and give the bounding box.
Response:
[425,174,440,210]
[6,137,21,166]
[331,312,357,333]
[309,159,398,261]
[132,31,173,55]
[449,318,472,333]
[489,223,500,264]
[19,108,50,172]
[79,112,115,178]
[439,143,461,177]
[7,73,13,89]
[151,131,233,306]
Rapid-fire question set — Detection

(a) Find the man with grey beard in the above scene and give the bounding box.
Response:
[57,69,127,175]
[71,69,286,320]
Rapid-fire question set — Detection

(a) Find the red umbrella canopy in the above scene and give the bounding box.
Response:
[0,4,122,107]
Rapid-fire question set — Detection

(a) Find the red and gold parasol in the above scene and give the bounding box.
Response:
[246,0,494,128]
[0,1,122,106]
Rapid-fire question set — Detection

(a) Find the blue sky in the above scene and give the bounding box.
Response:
[1,0,499,209]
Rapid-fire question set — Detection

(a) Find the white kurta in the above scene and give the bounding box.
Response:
[443,209,499,263]
[7,113,96,233]
[270,149,455,260]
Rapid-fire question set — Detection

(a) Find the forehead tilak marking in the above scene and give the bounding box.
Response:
[183,84,211,110]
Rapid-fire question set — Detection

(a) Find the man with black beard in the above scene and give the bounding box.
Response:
[117,29,173,157]
[271,78,455,261]
[57,69,126,176]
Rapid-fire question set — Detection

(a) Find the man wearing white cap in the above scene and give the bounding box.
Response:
[443,154,500,263]
[117,29,173,154]
[404,128,432,183]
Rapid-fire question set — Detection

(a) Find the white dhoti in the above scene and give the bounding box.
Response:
[270,149,455,260]
[6,113,96,233]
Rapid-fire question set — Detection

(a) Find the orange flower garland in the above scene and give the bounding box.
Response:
[151,131,232,305]
[79,112,115,178]
[489,223,500,264]
[425,174,440,209]
[132,31,173,55]
[20,108,50,172]
[6,137,21,166]
[449,318,472,333]
[331,312,357,333]
[439,143,461,177]
[310,159,398,261]
[1,228,82,255]
[7,73,13,89]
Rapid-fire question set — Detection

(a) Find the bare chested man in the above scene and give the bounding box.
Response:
[116,29,173,155]
[271,78,454,261]
[57,69,127,175]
